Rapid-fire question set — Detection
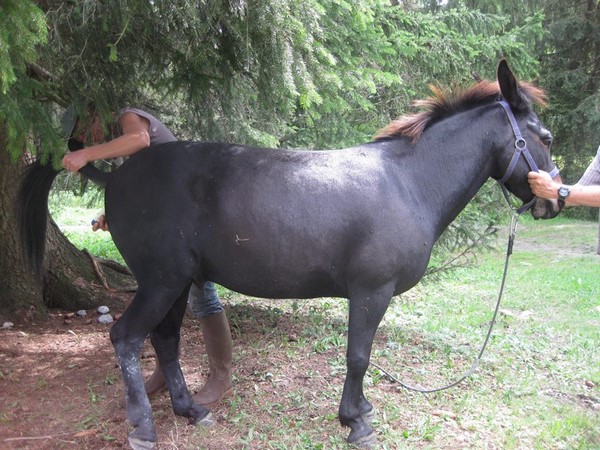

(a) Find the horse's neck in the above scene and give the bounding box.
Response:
[405,116,497,241]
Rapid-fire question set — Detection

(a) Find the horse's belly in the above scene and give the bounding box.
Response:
[204,237,348,299]
[202,220,431,300]
[217,270,344,299]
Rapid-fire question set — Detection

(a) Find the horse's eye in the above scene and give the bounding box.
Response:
[529,120,553,148]
[540,129,553,147]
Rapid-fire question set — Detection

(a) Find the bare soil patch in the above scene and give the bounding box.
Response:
[0,298,379,449]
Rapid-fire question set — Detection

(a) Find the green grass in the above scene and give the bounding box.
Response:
[51,197,600,449]
[367,216,600,449]
[49,190,124,263]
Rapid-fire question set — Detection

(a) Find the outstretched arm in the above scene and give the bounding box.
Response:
[528,171,600,207]
[62,112,151,172]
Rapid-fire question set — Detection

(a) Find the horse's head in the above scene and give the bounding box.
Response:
[493,59,562,219]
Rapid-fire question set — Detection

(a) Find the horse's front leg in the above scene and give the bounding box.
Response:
[339,284,393,446]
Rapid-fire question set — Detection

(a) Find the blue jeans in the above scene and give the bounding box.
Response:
[188,281,223,318]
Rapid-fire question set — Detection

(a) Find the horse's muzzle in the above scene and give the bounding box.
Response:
[531,197,563,219]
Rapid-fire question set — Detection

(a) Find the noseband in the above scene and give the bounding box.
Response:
[496,99,559,214]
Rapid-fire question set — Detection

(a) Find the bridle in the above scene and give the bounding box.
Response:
[496,99,559,215]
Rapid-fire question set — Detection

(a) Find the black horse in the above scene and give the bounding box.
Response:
[18,60,561,449]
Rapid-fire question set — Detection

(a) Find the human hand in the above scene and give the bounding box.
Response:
[91,214,109,232]
[62,151,89,173]
[527,170,559,199]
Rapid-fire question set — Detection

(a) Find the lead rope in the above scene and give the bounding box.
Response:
[370,213,519,393]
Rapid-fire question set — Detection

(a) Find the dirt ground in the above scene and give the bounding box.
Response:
[0,295,363,450]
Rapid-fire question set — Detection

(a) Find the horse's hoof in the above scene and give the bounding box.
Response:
[128,435,157,450]
[347,426,377,448]
[192,411,215,428]
[350,431,378,449]
[360,438,378,449]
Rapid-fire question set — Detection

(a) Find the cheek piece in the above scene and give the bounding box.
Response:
[496,99,559,215]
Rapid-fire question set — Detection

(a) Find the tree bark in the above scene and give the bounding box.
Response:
[0,122,135,321]
[0,124,44,318]
[43,217,136,310]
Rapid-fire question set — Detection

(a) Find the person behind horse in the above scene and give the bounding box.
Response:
[62,107,234,406]
[528,145,600,207]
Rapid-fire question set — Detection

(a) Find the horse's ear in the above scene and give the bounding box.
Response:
[497,59,525,111]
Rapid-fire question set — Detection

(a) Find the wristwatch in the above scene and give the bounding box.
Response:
[557,185,570,201]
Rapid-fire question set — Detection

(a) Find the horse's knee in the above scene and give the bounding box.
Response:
[111,317,146,346]
[110,321,145,369]
[109,319,126,346]
[109,321,126,357]
[346,352,370,375]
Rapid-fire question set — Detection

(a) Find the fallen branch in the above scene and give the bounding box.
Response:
[99,258,132,276]
[83,249,109,289]
[4,429,98,442]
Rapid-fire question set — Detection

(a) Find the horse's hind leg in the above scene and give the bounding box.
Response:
[110,285,188,449]
[149,286,213,426]
[339,284,393,446]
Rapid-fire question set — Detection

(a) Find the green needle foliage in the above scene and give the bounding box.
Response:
[3,0,549,274]
[3,0,544,157]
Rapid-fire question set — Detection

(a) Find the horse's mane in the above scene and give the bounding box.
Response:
[374,80,546,142]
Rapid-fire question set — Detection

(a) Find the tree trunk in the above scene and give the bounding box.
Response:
[0,122,135,321]
[0,124,44,319]
[44,217,136,310]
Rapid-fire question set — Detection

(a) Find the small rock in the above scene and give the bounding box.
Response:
[98,314,114,324]
[2,322,14,329]
[97,306,110,315]
[64,318,73,325]
[64,312,75,319]
[76,310,87,317]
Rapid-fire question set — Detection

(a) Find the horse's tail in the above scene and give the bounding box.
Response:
[17,160,111,274]
[17,160,61,273]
